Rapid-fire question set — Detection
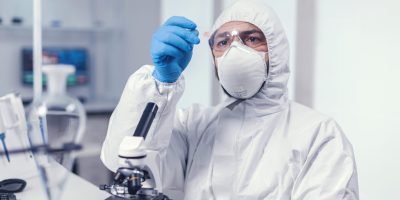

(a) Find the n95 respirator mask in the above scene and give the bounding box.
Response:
[216,41,268,99]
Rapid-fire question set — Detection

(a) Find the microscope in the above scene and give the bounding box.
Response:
[100,103,170,200]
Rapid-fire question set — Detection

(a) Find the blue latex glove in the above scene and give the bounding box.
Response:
[151,16,200,83]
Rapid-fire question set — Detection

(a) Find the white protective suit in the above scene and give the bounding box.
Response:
[101,0,359,199]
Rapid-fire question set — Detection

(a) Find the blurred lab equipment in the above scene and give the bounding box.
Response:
[0,178,26,193]
[28,64,86,162]
[100,103,170,200]
[21,48,89,87]
[0,132,10,162]
[0,94,29,159]
[0,93,34,199]
[11,17,23,25]
[0,193,16,200]
[0,141,82,156]
[0,93,35,179]
[27,64,86,200]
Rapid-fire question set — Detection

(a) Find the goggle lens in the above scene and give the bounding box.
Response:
[209,29,267,52]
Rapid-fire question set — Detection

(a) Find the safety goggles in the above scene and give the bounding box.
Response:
[0,179,26,193]
[209,29,267,52]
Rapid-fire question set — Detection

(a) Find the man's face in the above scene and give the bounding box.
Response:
[210,21,269,67]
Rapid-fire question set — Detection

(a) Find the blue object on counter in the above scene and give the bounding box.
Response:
[0,133,10,162]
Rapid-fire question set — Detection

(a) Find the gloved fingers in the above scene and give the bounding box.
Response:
[151,40,185,61]
[164,16,197,30]
[163,26,200,45]
[154,30,194,53]
[150,16,199,82]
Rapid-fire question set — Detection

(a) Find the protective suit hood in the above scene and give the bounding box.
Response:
[211,0,290,115]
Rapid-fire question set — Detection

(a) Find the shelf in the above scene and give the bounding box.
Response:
[0,25,119,33]
[22,98,118,114]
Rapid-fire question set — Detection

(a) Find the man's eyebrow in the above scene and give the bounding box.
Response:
[240,29,264,35]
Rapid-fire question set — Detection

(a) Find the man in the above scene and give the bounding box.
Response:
[101,0,359,199]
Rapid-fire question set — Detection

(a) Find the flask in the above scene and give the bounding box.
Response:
[28,64,86,200]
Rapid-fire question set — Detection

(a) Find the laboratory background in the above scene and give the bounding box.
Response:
[0,0,399,199]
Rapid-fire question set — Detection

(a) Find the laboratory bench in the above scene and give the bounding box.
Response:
[17,162,110,200]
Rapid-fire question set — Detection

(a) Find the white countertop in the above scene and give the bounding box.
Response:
[15,163,110,200]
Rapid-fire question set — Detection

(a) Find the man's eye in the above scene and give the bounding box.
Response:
[247,37,260,43]
[217,40,228,46]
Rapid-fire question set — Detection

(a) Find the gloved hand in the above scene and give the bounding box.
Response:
[151,16,200,83]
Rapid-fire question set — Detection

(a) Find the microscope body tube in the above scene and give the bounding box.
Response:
[133,102,158,139]
[118,102,159,161]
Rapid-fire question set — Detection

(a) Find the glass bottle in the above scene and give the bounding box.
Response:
[28,64,86,200]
